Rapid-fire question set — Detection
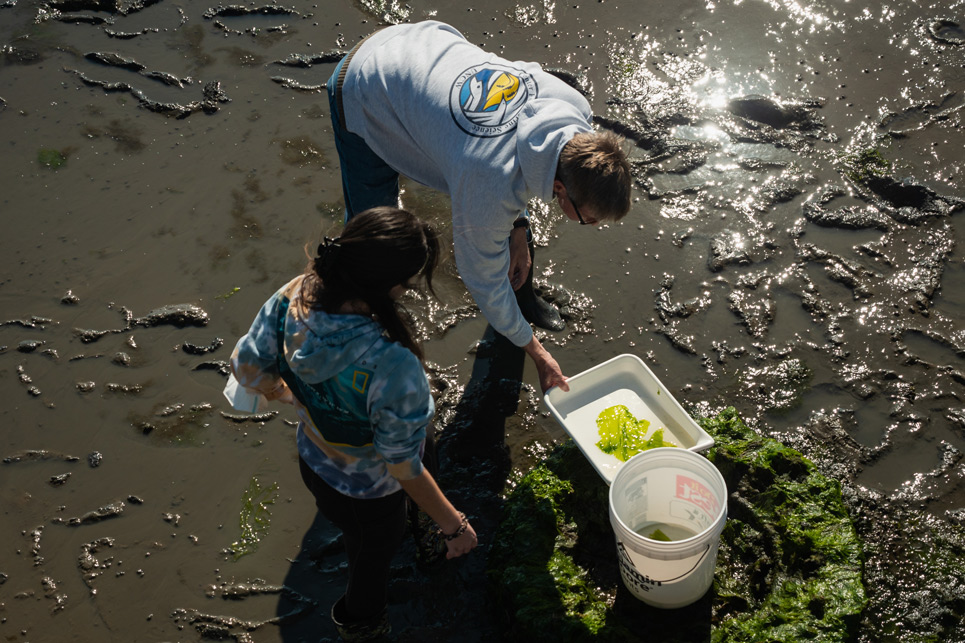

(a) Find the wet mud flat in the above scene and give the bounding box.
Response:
[2,0,965,641]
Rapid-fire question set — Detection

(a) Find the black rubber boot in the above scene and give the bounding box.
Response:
[515,241,566,332]
[331,596,391,642]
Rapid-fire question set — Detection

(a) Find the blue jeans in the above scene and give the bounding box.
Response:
[327,57,399,222]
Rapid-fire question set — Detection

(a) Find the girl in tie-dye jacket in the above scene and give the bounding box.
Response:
[229,207,477,641]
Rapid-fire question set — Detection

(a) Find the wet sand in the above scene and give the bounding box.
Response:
[2,0,964,641]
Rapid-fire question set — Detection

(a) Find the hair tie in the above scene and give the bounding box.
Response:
[316,236,342,273]
[317,236,341,255]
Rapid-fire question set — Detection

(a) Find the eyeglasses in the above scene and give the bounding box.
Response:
[569,193,597,226]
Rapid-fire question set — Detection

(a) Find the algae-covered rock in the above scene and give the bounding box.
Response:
[487,408,866,642]
[703,408,867,641]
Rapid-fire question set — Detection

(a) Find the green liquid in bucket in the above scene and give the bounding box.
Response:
[638,521,698,542]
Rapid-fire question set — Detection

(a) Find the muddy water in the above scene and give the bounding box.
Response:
[1,0,964,641]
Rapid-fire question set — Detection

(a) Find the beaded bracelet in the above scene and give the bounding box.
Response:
[443,512,469,541]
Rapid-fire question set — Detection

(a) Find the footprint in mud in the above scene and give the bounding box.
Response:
[203,3,300,36]
[172,579,314,641]
[727,95,825,131]
[722,95,835,147]
[66,63,230,118]
[927,19,965,46]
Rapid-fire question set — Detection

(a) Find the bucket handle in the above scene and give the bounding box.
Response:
[619,542,711,584]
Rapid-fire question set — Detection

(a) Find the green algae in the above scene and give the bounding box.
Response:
[216,286,241,300]
[648,528,672,542]
[37,148,67,169]
[840,147,891,184]
[596,404,676,462]
[488,408,866,642]
[703,408,866,642]
[488,450,625,640]
[228,475,279,561]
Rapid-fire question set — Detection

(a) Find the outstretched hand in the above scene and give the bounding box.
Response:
[523,335,570,393]
[535,352,568,393]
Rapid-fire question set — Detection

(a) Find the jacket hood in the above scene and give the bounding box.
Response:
[515,98,592,200]
[286,306,385,384]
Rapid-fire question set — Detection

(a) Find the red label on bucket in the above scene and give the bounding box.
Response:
[675,475,719,516]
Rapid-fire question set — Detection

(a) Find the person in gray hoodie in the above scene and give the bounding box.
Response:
[327,20,632,394]
[230,208,477,641]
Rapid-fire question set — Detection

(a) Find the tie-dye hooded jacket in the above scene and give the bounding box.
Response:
[230,276,433,499]
[339,20,593,349]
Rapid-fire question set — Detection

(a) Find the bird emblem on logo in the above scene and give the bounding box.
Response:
[450,64,538,137]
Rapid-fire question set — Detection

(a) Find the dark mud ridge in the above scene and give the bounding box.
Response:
[488,409,965,642]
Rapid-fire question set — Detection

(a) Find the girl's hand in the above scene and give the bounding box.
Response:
[444,520,478,559]
[439,512,477,559]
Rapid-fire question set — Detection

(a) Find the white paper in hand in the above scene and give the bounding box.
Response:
[223,373,268,413]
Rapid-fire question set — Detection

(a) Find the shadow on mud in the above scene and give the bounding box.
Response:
[275,326,525,642]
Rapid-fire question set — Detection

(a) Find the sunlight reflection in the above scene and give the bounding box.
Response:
[672,123,731,143]
[857,304,878,325]
[751,0,846,32]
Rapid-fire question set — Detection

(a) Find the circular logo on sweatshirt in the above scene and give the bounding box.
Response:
[449,64,538,137]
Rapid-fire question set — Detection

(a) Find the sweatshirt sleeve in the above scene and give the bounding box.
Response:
[367,350,434,481]
[229,284,291,399]
[451,218,534,347]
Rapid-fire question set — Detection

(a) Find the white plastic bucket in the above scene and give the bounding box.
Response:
[608,447,728,608]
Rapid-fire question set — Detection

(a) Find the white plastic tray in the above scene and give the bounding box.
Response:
[544,353,714,485]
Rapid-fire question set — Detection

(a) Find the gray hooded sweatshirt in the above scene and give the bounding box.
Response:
[340,21,593,347]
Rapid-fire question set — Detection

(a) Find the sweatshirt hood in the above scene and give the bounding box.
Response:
[515,98,592,200]
[286,307,385,384]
